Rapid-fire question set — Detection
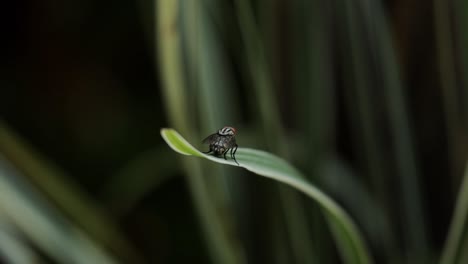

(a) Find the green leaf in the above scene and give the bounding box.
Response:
[161,128,373,264]
[440,161,468,264]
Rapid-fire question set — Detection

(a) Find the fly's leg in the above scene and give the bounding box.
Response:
[223,149,228,160]
[202,149,212,154]
[230,145,237,159]
[231,145,239,165]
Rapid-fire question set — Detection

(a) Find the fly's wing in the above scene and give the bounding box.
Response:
[228,136,236,147]
[202,133,217,144]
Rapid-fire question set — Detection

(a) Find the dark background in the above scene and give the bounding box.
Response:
[1,0,467,263]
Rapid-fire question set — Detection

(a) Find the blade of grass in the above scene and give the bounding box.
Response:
[183,0,240,205]
[102,147,177,215]
[0,157,117,264]
[335,0,396,259]
[292,0,336,262]
[235,0,285,150]
[434,0,463,182]
[183,2,247,261]
[161,128,374,264]
[369,3,430,259]
[0,220,39,264]
[322,157,397,256]
[440,162,468,264]
[459,0,468,125]
[351,0,430,258]
[0,121,141,263]
[338,0,389,208]
[235,1,315,262]
[156,2,243,263]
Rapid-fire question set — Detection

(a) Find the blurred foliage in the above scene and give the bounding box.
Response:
[1,0,468,263]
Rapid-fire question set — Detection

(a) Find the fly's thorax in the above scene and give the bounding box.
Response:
[218,126,236,136]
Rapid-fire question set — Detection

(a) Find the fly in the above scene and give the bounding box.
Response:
[202,126,239,165]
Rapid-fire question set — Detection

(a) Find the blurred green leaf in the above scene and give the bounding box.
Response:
[103,147,177,215]
[161,128,373,264]
[0,219,39,264]
[235,1,316,261]
[0,157,117,264]
[440,161,468,264]
[156,1,245,263]
[0,121,141,263]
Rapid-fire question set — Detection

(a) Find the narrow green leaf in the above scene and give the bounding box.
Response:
[0,158,117,264]
[161,128,373,264]
[156,1,243,263]
[440,161,468,264]
[0,121,141,263]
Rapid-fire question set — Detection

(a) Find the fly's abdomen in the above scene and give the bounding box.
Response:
[211,141,227,156]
